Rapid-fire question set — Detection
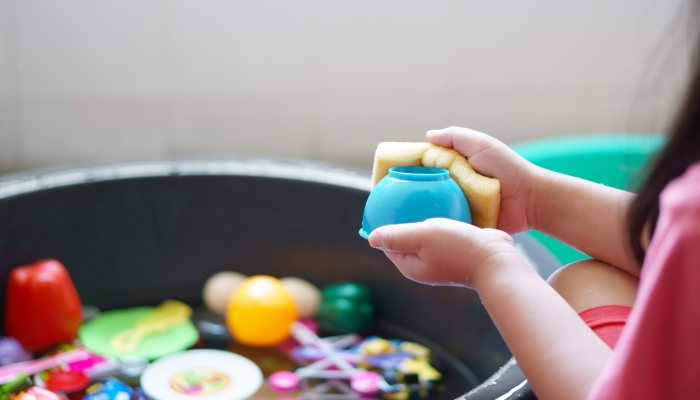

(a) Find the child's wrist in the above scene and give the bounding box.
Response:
[526,166,557,232]
[472,254,538,293]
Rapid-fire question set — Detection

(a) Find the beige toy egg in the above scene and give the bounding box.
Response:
[203,271,247,315]
[280,277,321,319]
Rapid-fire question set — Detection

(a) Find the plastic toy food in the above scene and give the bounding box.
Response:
[79,302,198,360]
[203,271,247,315]
[5,259,82,351]
[360,166,471,238]
[227,276,297,347]
[280,277,321,318]
[45,371,89,400]
[317,282,374,334]
[371,142,501,228]
[110,300,191,353]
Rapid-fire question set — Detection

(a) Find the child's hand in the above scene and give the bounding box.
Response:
[368,218,529,289]
[427,127,538,234]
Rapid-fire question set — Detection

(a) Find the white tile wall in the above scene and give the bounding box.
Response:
[168,95,308,158]
[0,0,690,175]
[168,1,309,95]
[14,0,167,97]
[0,0,22,172]
[313,1,453,91]
[0,1,9,99]
[20,98,167,168]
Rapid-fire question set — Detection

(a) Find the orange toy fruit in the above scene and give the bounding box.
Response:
[226,275,297,347]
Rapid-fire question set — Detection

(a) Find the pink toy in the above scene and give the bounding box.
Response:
[0,348,91,384]
[269,322,369,399]
[269,371,300,392]
[66,353,119,378]
[350,371,381,395]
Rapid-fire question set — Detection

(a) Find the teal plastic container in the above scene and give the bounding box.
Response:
[359,166,471,239]
[511,134,666,265]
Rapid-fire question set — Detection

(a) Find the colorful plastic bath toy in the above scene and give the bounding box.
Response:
[318,282,374,334]
[79,302,198,360]
[227,276,297,347]
[5,259,83,351]
[360,166,471,238]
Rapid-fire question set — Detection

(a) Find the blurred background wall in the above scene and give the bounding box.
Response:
[0,0,691,174]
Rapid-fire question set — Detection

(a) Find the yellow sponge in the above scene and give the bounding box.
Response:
[371,142,431,187]
[371,142,501,228]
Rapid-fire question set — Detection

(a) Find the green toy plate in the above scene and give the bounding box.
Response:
[79,306,199,360]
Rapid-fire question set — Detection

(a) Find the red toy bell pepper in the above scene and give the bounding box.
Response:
[5,259,82,351]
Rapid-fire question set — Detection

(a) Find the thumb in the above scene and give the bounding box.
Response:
[368,223,426,253]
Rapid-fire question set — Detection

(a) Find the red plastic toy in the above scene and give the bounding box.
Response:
[5,259,82,351]
[45,371,89,400]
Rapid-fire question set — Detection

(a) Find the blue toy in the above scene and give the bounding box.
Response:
[83,378,133,400]
[360,166,471,238]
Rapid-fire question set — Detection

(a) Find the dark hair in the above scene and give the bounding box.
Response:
[627,38,700,264]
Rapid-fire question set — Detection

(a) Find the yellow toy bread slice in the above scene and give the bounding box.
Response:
[371,142,500,228]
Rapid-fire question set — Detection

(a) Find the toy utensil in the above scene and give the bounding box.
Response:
[0,349,91,384]
[110,300,191,353]
[291,321,360,350]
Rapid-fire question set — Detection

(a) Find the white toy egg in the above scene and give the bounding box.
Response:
[280,277,321,319]
[203,271,247,315]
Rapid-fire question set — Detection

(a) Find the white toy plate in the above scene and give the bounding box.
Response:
[141,349,263,400]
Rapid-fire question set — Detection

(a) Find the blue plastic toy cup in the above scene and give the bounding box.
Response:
[359,166,471,239]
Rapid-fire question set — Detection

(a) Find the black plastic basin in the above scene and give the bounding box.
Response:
[0,158,555,399]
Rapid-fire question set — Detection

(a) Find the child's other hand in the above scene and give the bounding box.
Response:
[427,127,538,234]
[368,218,528,289]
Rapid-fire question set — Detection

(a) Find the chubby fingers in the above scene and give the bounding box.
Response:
[369,218,477,252]
[426,127,500,158]
[368,223,430,283]
[369,219,482,286]
[368,222,438,284]
[368,222,426,253]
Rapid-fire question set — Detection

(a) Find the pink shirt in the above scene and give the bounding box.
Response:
[588,162,700,399]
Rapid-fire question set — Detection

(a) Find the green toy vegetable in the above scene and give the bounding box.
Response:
[318,282,374,334]
[0,373,30,399]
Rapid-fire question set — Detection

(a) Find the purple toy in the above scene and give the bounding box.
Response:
[0,337,33,366]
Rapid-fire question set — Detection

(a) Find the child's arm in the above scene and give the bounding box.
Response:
[368,220,612,400]
[529,167,638,276]
[427,127,639,276]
